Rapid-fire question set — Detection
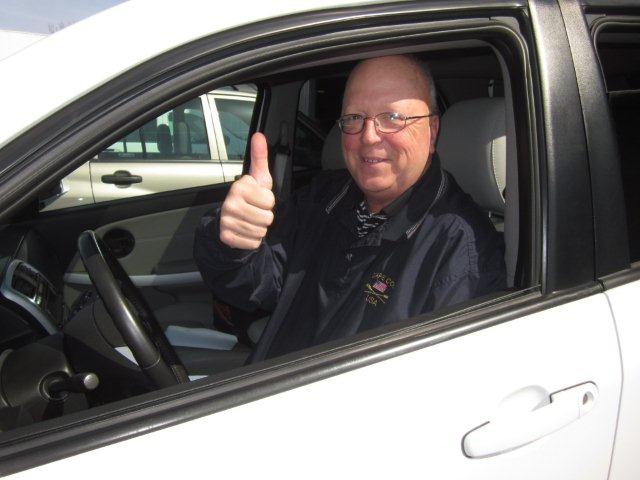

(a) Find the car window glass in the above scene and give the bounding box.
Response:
[40,85,257,212]
[596,26,640,261]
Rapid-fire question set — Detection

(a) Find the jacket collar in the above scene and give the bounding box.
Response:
[325,154,447,243]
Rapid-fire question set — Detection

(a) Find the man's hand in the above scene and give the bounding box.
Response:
[219,132,275,250]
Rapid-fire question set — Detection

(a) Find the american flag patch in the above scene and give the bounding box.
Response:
[372,280,388,293]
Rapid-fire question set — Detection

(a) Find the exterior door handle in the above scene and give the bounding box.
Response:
[462,382,598,458]
[101,170,143,187]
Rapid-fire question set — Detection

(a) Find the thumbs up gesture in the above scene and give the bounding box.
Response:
[219,133,276,250]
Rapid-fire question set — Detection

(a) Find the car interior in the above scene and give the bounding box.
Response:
[0,40,528,432]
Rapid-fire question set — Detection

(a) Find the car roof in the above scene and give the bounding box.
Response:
[0,0,376,150]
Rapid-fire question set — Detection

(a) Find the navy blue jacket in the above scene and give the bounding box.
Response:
[194,158,506,361]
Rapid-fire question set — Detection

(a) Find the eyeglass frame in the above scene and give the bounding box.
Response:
[337,112,438,135]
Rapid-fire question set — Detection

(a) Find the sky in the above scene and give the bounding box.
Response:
[0,0,127,34]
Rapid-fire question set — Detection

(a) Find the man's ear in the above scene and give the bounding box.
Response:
[429,115,440,154]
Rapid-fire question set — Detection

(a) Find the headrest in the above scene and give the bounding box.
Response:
[437,97,506,214]
[321,123,345,170]
[157,123,173,155]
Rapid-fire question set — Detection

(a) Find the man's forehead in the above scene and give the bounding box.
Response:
[344,77,427,111]
[343,56,429,107]
[343,88,426,109]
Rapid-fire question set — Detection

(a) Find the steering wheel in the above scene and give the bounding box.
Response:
[77,230,189,388]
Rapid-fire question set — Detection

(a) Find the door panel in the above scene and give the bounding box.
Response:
[13,293,621,478]
[64,203,216,306]
[604,279,640,480]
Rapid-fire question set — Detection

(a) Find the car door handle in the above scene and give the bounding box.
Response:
[101,170,143,186]
[462,382,598,458]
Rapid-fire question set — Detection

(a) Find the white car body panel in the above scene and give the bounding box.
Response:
[605,280,640,480]
[10,294,621,479]
[0,0,370,149]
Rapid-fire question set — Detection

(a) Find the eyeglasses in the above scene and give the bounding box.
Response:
[337,112,436,135]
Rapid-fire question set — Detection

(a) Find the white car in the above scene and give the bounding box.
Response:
[0,0,639,479]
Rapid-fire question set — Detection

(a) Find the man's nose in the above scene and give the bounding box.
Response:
[361,117,382,144]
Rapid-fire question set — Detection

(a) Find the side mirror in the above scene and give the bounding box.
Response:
[38,180,69,210]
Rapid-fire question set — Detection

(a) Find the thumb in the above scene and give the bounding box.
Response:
[249,132,272,189]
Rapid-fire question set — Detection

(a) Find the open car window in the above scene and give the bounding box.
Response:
[3,39,529,422]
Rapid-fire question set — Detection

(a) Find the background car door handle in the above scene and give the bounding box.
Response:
[462,382,598,458]
[101,170,143,186]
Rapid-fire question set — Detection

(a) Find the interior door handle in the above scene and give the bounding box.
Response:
[101,170,143,186]
[463,382,598,458]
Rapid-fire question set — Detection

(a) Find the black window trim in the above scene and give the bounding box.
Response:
[561,6,633,278]
[588,14,640,288]
[528,0,597,292]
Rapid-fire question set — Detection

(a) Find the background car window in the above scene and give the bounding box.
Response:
[98,97,211,162]
[596,26,640,261]
[208,86,257,163]
[214,98,252,160]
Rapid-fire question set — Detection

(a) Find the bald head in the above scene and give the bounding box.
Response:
[343,55,437,114]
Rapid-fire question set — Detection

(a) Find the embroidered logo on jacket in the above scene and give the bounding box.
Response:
[365,273,395,306]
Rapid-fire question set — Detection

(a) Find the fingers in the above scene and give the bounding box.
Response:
[249,132,272,189]
[219,229,263,251]
[219,214,269,240]
[232,175,275,210]
[221,193,274,228]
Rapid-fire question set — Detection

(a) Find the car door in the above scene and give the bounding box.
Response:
[0,0,625,478]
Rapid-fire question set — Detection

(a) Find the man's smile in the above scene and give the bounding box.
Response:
[362,156,388,164]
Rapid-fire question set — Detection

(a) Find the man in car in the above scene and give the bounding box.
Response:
[194,55,506,361]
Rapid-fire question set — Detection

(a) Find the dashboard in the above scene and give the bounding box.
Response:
[0,226,65,351]
[0,226,92,431]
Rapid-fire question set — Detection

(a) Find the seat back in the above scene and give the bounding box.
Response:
[321,123,344,170]
[437,97,507,220]
[437,97,518,286]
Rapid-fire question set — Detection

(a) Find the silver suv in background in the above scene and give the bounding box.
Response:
[41,85,257,211]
